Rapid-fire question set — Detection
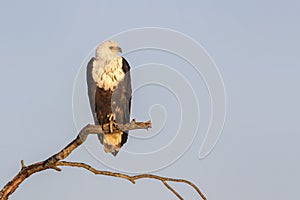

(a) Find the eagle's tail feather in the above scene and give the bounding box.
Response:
[101,131,123,156]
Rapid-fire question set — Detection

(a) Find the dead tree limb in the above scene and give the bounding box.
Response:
[0,119,206,200]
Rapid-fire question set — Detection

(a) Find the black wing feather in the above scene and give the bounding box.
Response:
[86,58,98,124]
[111,57,132,146]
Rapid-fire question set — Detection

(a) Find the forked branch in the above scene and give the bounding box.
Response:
[0,119,206,200]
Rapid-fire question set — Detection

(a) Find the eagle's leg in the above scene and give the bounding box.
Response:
[107,113,116,133]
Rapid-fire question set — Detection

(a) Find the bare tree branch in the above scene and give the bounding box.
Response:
[56,161,206,200]
[0,119,206,200]
[163,181,184,200]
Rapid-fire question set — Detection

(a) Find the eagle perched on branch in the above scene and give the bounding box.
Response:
[86,40,132,156]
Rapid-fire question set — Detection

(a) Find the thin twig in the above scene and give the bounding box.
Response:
[163,181,184,200]
[56,161,206,199]
[56,161,135,183]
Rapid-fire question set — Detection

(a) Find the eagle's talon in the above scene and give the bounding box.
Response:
[109,121,114,133]
[107,113,116,133]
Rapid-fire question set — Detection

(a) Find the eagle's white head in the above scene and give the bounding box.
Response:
[92,40,125,91]
[95,40,122,61]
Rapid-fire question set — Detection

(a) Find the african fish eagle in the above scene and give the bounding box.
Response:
[86,40,132,156]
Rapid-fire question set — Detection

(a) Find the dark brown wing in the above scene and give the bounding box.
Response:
[111,57,132,146]
[86,57,98,125]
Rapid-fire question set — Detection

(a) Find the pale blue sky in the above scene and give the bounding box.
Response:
[0,0,300,199]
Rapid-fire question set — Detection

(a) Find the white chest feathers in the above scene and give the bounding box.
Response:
[92,57,125,91]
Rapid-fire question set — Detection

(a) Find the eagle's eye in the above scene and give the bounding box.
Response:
[109,46,114,50]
